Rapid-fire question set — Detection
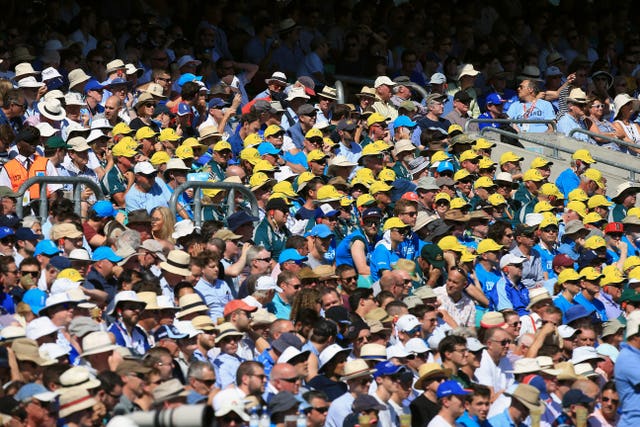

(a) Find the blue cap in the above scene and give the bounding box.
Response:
[15,227,40,241]
[278,248,307,264]
[258,142,281,156]
[92,246,123,262]
[50,255,71,270]
[227,211,259,232]
[486,93,507,105]
[437,161,455,173]
[177,73,203,87]
[208,98,227,108]
[92,200,117,218]
[0,226,14,239]
[373,361,403,378]
[22,288,47,315]
[34,239,61,256]
[106,77,128,87]
[85,79,104,93]
[362,207,383,220]
[523,374,549,400]
[177,103,192,116]
[15,383,50,402]
[562,389,594,407]
[154,324,188,341]
[565,305,597,324]
[309,224,332,238]
[394,115,417,128]
[436,380,471,399]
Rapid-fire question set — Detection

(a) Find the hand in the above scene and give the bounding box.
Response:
[539,321,556,336]
[82,188,94,201]
[231,93,242,108]
[175,124,183,136]
[567,73,576,84]
[37,84,48,101]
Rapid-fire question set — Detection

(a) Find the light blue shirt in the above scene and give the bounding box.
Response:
[615,342,640,426]
[267,293,291,320]
[213,352,245,389]
[557,113,593,143]
[335,141,362,164]
[506,99,555,133]
[488,408,526,427]
[125,178,172,213]
[194,277,233,320]
[509,246,545,289]
[325,392,355,427]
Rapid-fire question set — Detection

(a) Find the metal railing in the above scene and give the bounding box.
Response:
[465,119,557,133]
[568,128,639,153]
[169,181,259,229]
[481,127,640,181]
[333,75,429,103]
[478,127,563,157]
[15,176,105,219]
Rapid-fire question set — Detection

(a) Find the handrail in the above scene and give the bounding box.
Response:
[334,80,345,104]
[466,119,557,132]
[333,74,428,103]
[568,128,638,152]
[169,181,259,229]
[478,127,563,157]
[15,176,105,220]
[481,128,640,181]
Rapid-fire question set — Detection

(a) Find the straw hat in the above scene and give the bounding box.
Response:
[59,388,97,418]
[505,384,546,412]
[80,331,119,357]
[414,363,450,390]
[59,366,101,390]
[175,294,209,319]
[214,322,244,344]
[159,250,191,276]
[339,359,376,381]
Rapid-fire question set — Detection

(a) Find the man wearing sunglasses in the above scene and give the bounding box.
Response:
[476,327,515,404]
[370,217,410,282]
[303,390,331,427]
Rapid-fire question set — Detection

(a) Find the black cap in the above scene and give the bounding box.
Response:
[227,211,259,232]
[297,104,316,116]
[562,389,593,408]
[16,127,40,145]
[453,90,472,104]
[266,198,290,213]
[361,207,383,220]
[337,119,357,132]
[326,306,351,324]
[352,395,387,413]
[271,332,303,354]
[268,391,299,415]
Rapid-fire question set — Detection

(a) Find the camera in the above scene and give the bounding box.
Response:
[112,405,214,427]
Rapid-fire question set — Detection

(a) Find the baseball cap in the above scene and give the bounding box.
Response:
[486,93,507,105]
[436,380,470,399]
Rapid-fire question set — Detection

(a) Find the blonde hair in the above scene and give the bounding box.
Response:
[151,206,176,242]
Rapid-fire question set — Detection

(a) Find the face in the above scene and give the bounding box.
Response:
[421,310,438,334]
[190,366,216,396]
[576,328,596,347]
[25,399,57,427]
[447,344,469,368]
[446,395,467,419]
[252,250,272,274]
[155,355,175,380]
[600,389,619,419]
[219,335,239,355]
[282,278,302,300]
[307,397,330,426]
[446,269,467,296]
[487,330,512,359]
[49,302,75,327]
[203,260,220,283]
[321,291,341,311]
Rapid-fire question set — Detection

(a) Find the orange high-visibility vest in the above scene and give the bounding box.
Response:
[3,156,51,199]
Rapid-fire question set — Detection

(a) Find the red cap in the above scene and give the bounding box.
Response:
[401,192,419,202]
[223,299,258,317]
[604,222,624,234]
[552,254,574,269]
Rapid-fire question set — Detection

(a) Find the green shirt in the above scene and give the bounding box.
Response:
[253,218,291,260]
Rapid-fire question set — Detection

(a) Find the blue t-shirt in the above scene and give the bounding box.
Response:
[370,244,401,282]
[506,99,555,133]
[573,293,608,322]
[555,168,580,199]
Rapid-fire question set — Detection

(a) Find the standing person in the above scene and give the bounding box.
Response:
[506,79,555,133]
[615,313,640,425]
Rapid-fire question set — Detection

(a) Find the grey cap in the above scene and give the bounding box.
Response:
[416,177,439,191]
[268,391,299,414]
[271,332,303,354]
[68,316,100,338]
[564,220,587,236]
[435,177,455,187]
[297,104,316,116]
[408,156,429,175]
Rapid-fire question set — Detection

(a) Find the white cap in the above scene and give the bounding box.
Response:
[386,344,411,359]
[35,122,56,138]
[174,320,203,338]
[374,76,396,88]
[50,277,81,294]
[405,337,430,354]
[255,276,283,292]
[499,253,527,269]
[557,325,580,339]
[39,343,67,360]
[172,219,195,239]
[26,317,60,340]
[133,161,156,175]
[466,337,486,352]
[277,346,310,364]
[69,248,91,261]
[274,166,296,182]
[396,314,421,332]
[429,73,446,85]
[525,213,544,227]
[571,346,604,364]
[318,343,351,370]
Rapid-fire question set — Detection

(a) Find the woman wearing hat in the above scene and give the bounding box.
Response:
[612,94,640,155]
[129,93,159,133]
[586,96,622,151]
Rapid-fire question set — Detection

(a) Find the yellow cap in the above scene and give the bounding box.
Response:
[240,147,261,165]
[379,168,396,182]
[587,195,613,209]
[112,122,133,136]
[584,235,606,250]
[580,266,604,281]
[253,159,277,173]
[475,177,496,189]
[307,149,328,163]
[557,268,581,284]
[159,128,181,142]
[454,169,471,182]
[459,149,480,162]
[534,201,554,213]
[367,112,387,127]
[370,180,393,195]
[431,151,450,162]
[317,185,343,201]
[451,198,470,209]
[624,256,640,272]
[540,183,564,199]
[295,172,317,191]
[479,157,496,169]
[213,140,232,152]
[268,192,291,202]
[264,124,283,138]
[355,168,375,184]
[356,194,376,208]
[112,139,138,157]
[448,124,463,135]
[175,144,194,159]
[272,181,297,198]
[351,177,372,189]
[243,133,263,148]
[438,235,466,253]
[372,140,391,152]
[601,267,625,286]
[488,194,507,206]
[477,238,503,254]
[304,128,323,139]
[539,213,559,228]
[523,169,544,182]
[566,201,587,218]
[58,268,83,282]
[249,172,274,190]
[568,188,589,202]
[583,168,604,188]
[323,137,337,147]
[203,180,224,198]
[361,143,384,157]
[135,126,157,141]
[150,151,170,166]
[530,157,553,169]
[383,217,408,232]
[461,249,477,263]
[499,151,524,165]
[340,196,354,207]
[629,207,640,217]
[583,212,604,225]
[630,266,640,280]
[474,138,495,150]
[435,192,451,203]
[573,149,595,164]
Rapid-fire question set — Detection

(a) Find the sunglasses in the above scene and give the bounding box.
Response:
[491,339,512,346]
[312,406,330,414]
[281,376,300,383]
[20,270,39,277]
[602,397,619,404]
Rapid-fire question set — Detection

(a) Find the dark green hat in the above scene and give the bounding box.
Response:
[620,288,640,303]
[46,136,71,149]
[421,243,445,269]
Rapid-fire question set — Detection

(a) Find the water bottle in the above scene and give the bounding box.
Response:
[296,411,306,427]
[259,406,270,427]
[249,408,259,427]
